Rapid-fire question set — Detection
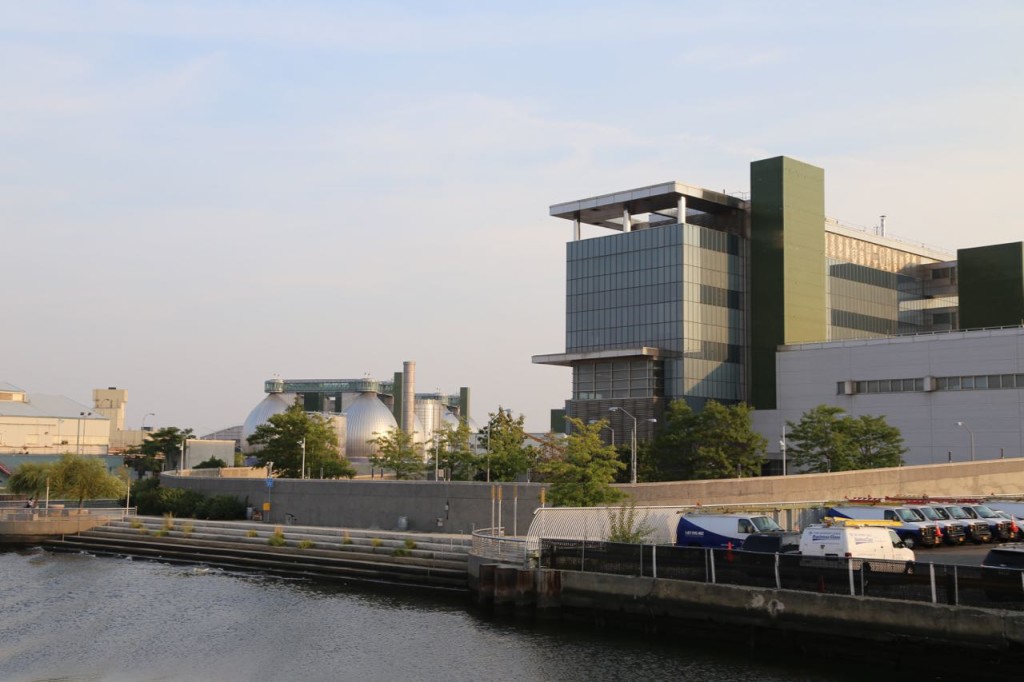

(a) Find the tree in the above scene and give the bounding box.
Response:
[7,462,53,498]
[138,426,194,472]
[49,454,127,508]
[786,405,905,472]
[689,401,767,479]
[433,420,479,481]
[193,457,228,470]
[247,400,355,479]
[480,407,534,482]
[368,428,425,480]
[607,499,655,543]
[538,417,625,507]
[641,400,766,481]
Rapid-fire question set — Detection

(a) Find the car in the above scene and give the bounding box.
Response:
[740,531,801,554]
[980,543,1024,602]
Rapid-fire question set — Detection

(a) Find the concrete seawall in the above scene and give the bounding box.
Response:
[469,565,1024,663]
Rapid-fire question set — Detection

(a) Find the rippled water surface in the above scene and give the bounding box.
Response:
[0,548,934,682]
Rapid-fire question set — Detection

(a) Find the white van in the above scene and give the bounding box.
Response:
[799,519,915,573]
[675,513,784,549]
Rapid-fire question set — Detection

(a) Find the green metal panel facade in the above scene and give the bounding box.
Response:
[749,156,825,408]
[958,242,1024,329]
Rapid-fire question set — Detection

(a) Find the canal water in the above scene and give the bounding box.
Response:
[0,548,953,681]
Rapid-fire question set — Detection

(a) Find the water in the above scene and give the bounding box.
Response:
[0,548,940,682]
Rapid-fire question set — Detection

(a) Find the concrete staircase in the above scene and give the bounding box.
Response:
[44,516,471,590]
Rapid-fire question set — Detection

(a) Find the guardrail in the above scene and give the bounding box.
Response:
[537,539,1024,611]
[472,528,541,565]
[0,507,135,522]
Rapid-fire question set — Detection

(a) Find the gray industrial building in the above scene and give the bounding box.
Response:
[534,155,1024,467]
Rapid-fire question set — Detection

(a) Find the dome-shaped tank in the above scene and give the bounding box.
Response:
[344,392,399,460]
[241,393,297,453]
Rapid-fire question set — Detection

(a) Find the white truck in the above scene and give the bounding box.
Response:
[799,519,915,573]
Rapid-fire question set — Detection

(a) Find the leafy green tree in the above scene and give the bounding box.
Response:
[433,420,479,481]
[139,426,194,471]
[641,400,766,481]
[538,417,625,507]
[786,405,905,472]
[368,428,425,480]
[849,414,906,468]
[193,457,228,470]
[7,462,53,498]
[480,407,534,482]
[247,400,355,479]
[49,454,127,508]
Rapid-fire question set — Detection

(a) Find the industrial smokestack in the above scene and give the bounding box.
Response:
[402,361,415,436]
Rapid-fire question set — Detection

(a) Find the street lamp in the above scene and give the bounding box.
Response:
[609,407,638,485]
[588,419,614,446]
[300,437,306,479]
[78,411,92,455]
[142,412,155,433]
[956,421,975,461]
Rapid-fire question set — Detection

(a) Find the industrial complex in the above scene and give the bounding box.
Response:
[535,155,1024,467]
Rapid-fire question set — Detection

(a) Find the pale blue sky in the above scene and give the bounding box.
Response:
[3,1,1022,434]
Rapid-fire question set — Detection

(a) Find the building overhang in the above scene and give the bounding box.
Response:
[532,347,679,367]
[550,181,747,230]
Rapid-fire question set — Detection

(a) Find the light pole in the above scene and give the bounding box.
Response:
[609,407,638,485]
[78,411,92,455]
[142,412,155,433]
[780,424,787,476]
[956,421,975,461]
[588,419,614,446]
[300,437,306,479]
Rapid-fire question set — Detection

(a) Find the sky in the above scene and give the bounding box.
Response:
[3,1,1023,436]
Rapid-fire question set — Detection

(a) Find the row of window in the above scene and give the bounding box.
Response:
[836,374,1024,395]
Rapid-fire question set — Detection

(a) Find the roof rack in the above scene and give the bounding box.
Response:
[822,517,902,528]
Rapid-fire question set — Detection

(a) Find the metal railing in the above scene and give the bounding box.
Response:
[536,539,1024,611]
[0,507,136,522]
[472,528,541,565]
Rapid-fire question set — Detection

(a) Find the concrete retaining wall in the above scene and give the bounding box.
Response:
[163,459,1024,535]
[165,474,545,535]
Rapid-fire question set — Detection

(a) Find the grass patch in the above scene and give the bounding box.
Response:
[154,529,169,537]
[342,530,352,545]
[391,548,411,557]
[182,522,194,536]
[403,538,417,550]
[162,513,175,532]
[129,518,143,529]
[297,539,315,550]
[267,527,286,547]
[246,529,258,538]
[370,538,383,551]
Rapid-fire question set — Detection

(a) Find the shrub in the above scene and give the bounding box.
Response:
[392,548,411,557]
[197,495,246,520]
[297,539,315,550]
[342,531,352,545]
[154,529,168,537]
[129,518,143,529]
[268,527,286,547]
[246,529,258,538]
[404,538,417,550]
[371,538,382,550]
[162,513,175,531]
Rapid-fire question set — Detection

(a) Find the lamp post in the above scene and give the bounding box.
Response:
[609,407,638,485]
[142,412,155,433]
[587,419,614,446]
[78,411,92,455]
[780,424,787,476]
[956,421,975,461]
[300,437,306,479]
